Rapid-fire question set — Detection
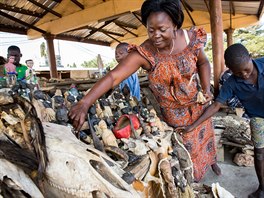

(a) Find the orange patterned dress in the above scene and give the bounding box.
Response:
[130,27,216,181]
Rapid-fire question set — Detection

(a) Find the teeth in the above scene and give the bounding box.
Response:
[47,179,92,197]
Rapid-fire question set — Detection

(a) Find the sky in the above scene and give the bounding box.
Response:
[0,33,116,68]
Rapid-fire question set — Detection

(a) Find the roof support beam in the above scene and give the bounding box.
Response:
[114,21,138,29]
[104,32,121,43]
[115,23,138,37]
[82,20,115,40]
[204,0,210,13]
[86,26,124,37]
[257,0,264,19]
[64,25,124,37]
[132,12,142,23]
[231,1,235,16]
[27,0,62,18]
[181,0,193,12]
[71,0,84,10]
[0,10,46,34]
[56,35,110,46]
[0,3,42,17]
[181,0,196,26]
[0,24,27,35]
[27,0,144,39]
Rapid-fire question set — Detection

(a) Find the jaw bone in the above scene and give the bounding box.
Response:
[43,122,140,198]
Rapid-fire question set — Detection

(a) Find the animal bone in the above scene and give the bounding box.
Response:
[121,139,150,156]
[0,158,44,198]
[0,92,14,105]
[1,111,19,125]
[105,146,129,169]
[43,122,140,198]
[3,126,26,148]
[149,108,164,132]
[124,154,150,181]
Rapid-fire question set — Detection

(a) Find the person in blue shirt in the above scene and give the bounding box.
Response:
[178,43,264,198]
[115,42,141,101]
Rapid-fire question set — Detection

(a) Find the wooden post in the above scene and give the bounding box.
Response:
[209,0,225,96]
[97,54,104,78]
[224,28,234,47]
[44,34,58,79]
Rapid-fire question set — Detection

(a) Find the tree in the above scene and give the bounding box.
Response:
[105,58,117,69]
[204,24,264,62]
[81,58,98,68]
[67,62,77,68]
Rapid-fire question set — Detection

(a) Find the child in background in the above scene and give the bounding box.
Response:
[7,45,28,82]
[115,42,141,101]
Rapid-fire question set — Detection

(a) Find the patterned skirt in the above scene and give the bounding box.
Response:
[161,103,216,181]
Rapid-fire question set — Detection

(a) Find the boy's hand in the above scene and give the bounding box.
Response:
[203,91,214,104]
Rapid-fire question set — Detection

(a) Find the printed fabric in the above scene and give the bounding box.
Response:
[129,26,216,181]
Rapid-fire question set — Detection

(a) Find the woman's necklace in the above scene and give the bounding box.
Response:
[157,39,175,55]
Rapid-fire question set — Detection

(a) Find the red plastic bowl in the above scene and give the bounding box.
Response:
[113,114,140,139]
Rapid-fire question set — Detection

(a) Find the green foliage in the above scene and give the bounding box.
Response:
[81,58,98,68]
[67,63,77,68]
[81,58,117,69]
[204,25,264,62]
[233,25,264,58]
[105,58,117,69]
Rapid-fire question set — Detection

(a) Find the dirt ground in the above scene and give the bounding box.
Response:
[201,146,258,198]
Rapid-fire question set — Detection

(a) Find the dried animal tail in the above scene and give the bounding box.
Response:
[187,73,198,88]
[31,118,48,180]
[172,133,194,180]
[13,93,48,180]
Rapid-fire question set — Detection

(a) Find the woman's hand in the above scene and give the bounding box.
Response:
[175,125,194,134]
[68,100,89,131]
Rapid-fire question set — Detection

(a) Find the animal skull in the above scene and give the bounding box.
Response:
[43,122,140,198]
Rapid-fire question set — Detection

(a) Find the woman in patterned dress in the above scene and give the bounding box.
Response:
[69,0,221,181]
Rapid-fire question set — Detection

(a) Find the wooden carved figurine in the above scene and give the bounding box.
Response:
[98,120,118,147]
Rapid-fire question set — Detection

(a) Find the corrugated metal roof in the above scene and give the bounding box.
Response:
[0,0,263,46]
